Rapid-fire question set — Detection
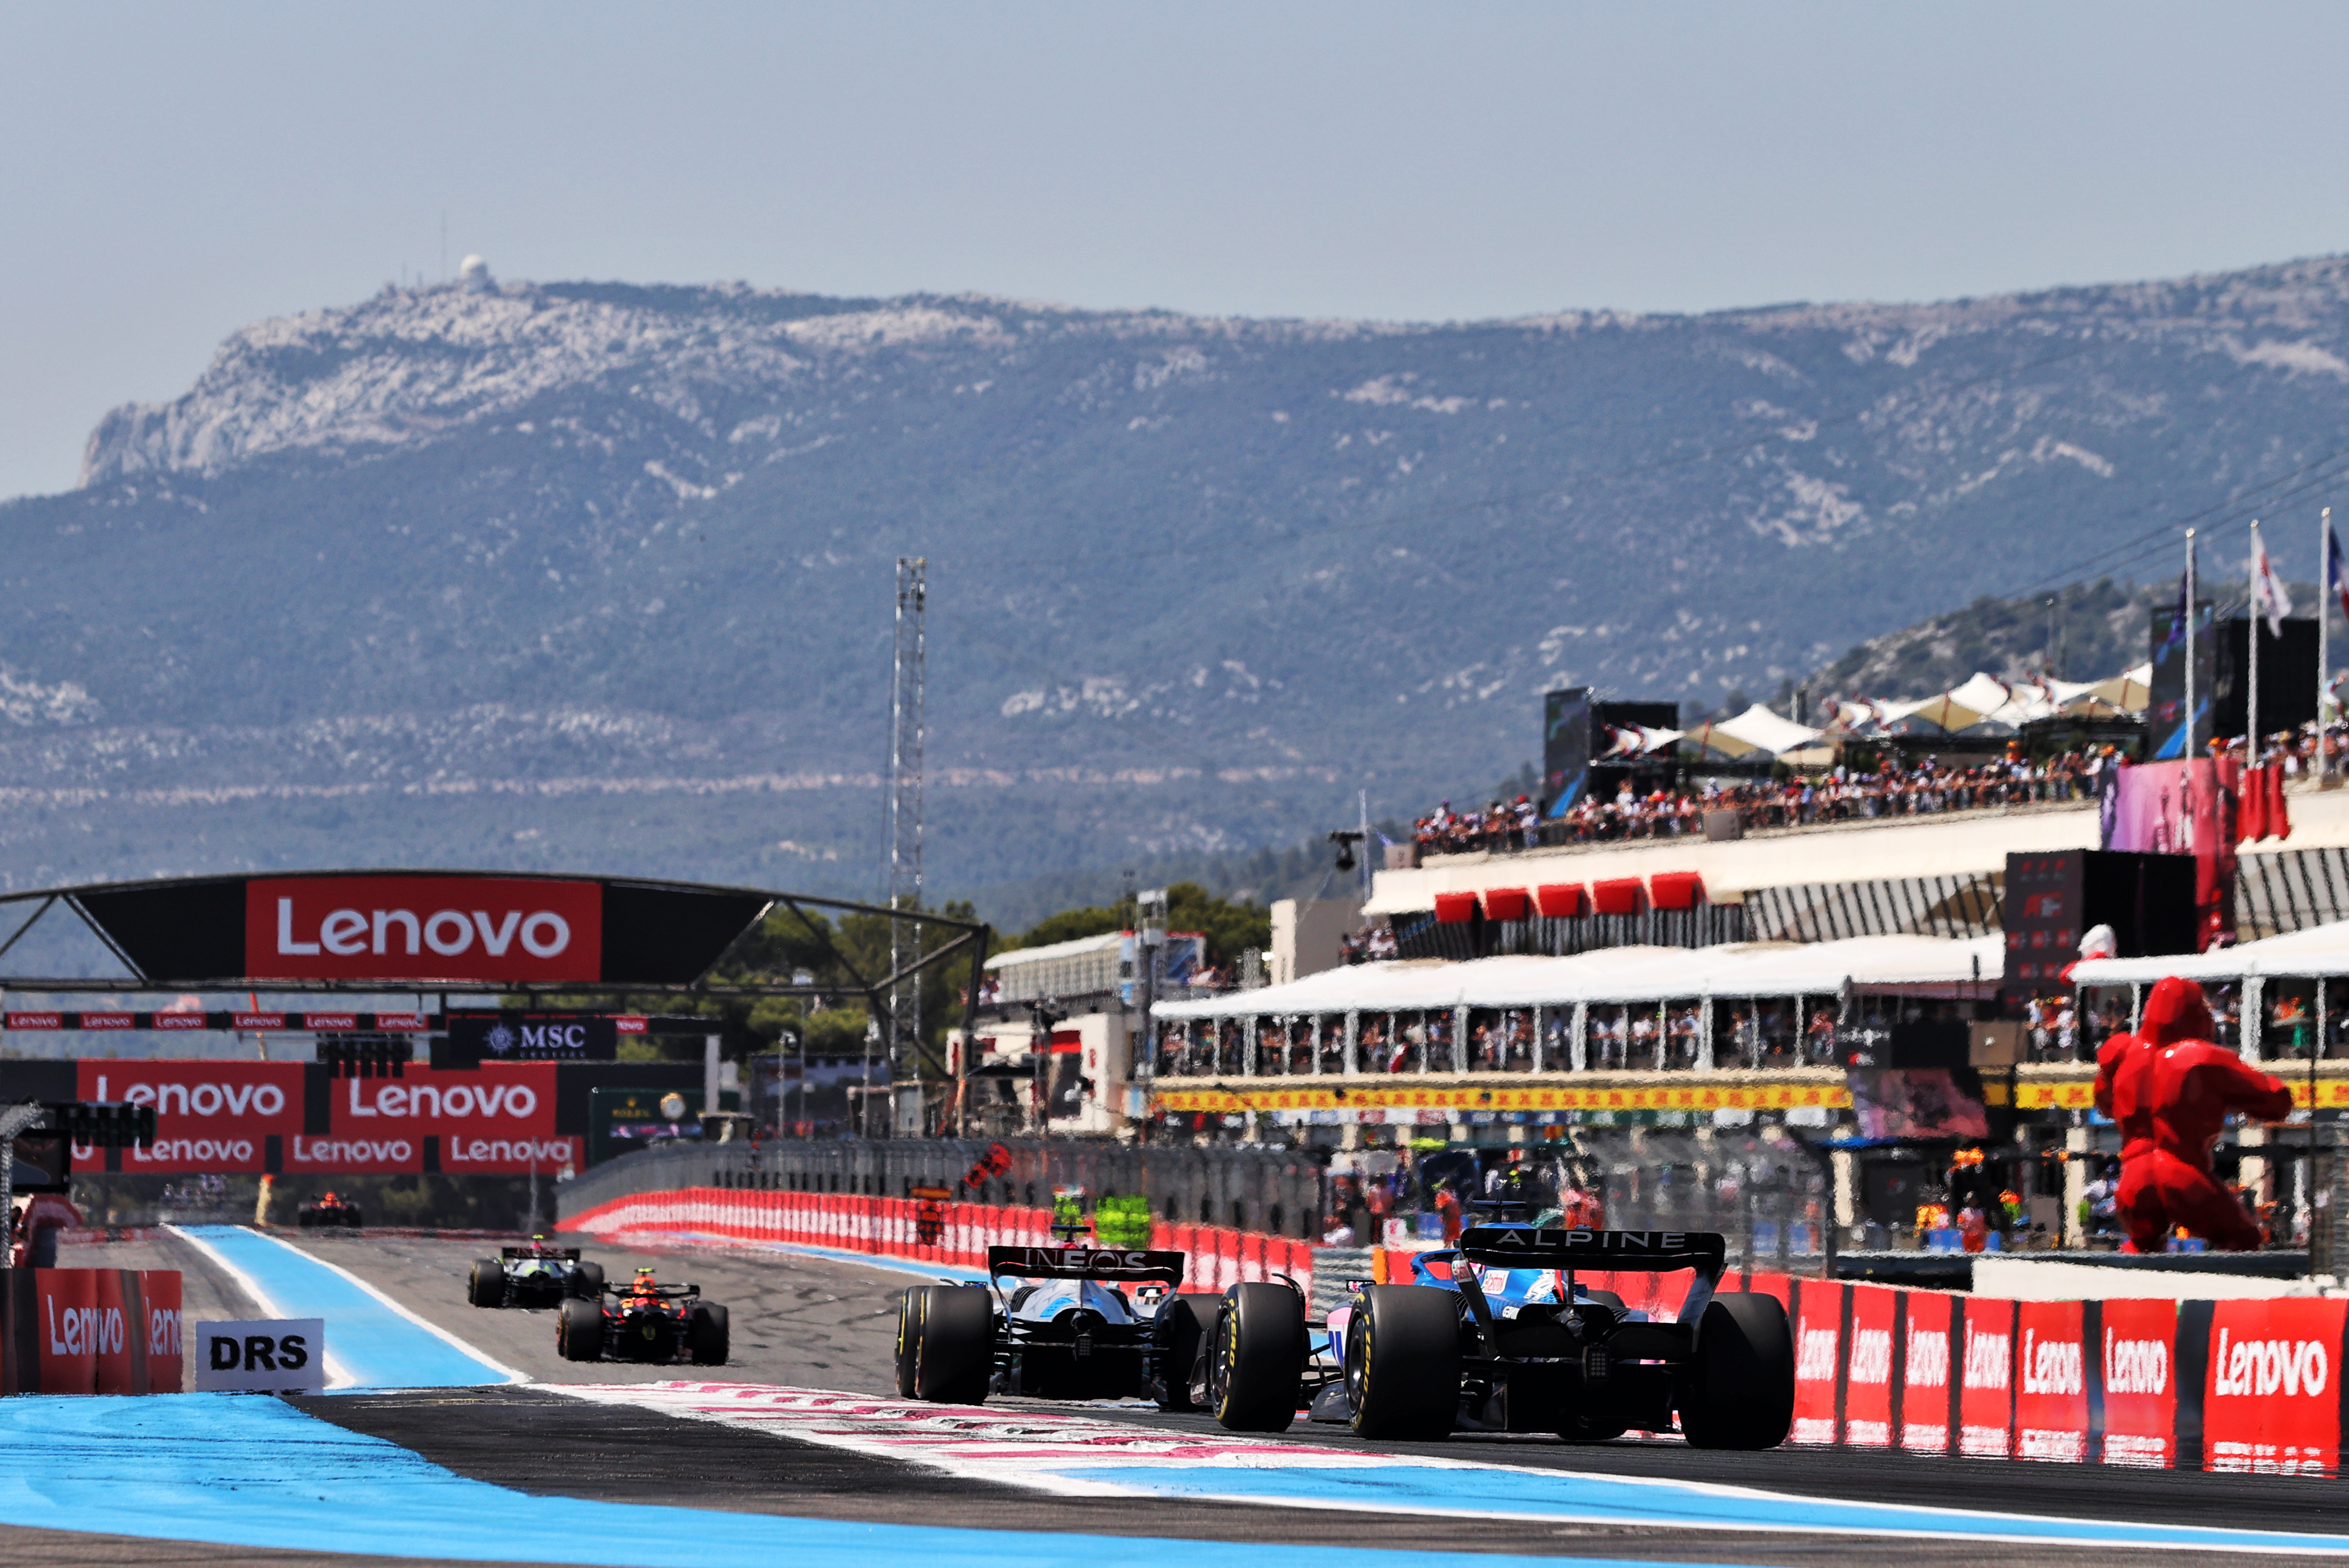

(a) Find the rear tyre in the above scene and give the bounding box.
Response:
[467,1259,506,1308]
[342,1206,363,1229]
[557,1296,605,1362]
[1210,1282,1306,1433]
[689,1303,730,1365]
[1149,1293,1214,1410]
[1346,1285,1460,1440]
[1678,1294,1795,1451]
[569,1261,605,1300]
[893,1289,921,1397]
[908,1284,993,1404]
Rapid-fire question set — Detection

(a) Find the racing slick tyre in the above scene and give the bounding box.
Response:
[467,1259,506,1308]
[1677,1293,1795,1451]
[1210,1283,1307,1433]
[689,1303,731,1365]
[568,1261,605,1300]
[1148,1292,1215,1411]
[1345,1285,1461,1440]
[893,1289,921,1397]
[908,1284,993,1404]
[557,1296,606,1362]
[341,1207,363,1229]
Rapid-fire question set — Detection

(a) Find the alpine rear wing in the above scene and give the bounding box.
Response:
[985,1245,1186,1285]
[1457,1227,1727,1325]
[502,1245,581,1261]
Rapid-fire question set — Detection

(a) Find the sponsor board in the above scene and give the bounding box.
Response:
[193,1317,324,1393]
[2015,1300,2089,1462]
[2099,1298,2177,1467]
[444,1012,618,1066]
[286,1062,563,1174]
[1791,1281,1843,1445]
[247,875,602,985]
[35,1269,102,1395]
[2203,1298,2344,1476]
[1900,1288,1953,1452]
[1959,1298,2015,1458]
[143,1270,183,1393]
[82,1061,301,1172]
[1843,1284,1896,1447]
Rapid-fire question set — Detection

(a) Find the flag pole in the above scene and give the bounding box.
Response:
[2185,528,2199,759]
[2324,506,2334,785]
[2250,518,2264,760]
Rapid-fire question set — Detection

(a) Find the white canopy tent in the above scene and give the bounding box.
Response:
[1151,933,2002,1021]
[2069,921,2349,985]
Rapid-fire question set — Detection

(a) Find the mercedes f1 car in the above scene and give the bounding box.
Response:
[1203,1224,1794,1447]
[895,1226,1214,1406]
[296,1192,362,1229]
[468,1237,606,1308]
[557,1267,729,1364]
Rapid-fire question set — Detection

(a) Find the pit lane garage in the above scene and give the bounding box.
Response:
[557,1267,729,1365]
[895,1230,1214,1406]
[468,1238,606,1309]
[1204,1225,1795,1446]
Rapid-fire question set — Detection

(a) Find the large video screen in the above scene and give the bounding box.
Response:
[1846,1067,1991,1139]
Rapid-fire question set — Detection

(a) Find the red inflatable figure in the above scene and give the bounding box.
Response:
[2093,975,2293,1252]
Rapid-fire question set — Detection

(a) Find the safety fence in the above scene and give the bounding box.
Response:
[566,1186,1321,1301]
[2,1268,182,1395]
[1407,1253,2341,1473]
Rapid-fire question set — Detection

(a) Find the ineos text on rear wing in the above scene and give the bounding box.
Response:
[503,1245,580,1261]
[985,1245,1186,1285]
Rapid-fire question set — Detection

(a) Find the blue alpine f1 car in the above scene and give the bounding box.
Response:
[895,1226,1215,1407]
[1203,1224,1794,1447]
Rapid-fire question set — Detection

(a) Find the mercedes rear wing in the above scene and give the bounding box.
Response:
[502,1245,581,1261]
[1456,1227,1727,1325]
[985,1245,1186,1285]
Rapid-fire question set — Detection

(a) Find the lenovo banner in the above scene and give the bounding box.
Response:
[290,1063,574,1175]
[2202,1298,2344,1476]
[1843,1283,1896,1447]
[80,1061,302,1174]
[1791,1281,1843,1446]
[1901,1288,1955,1453]
[2099,1298,2178,1468]
[66,872,769,987]
[1959,1298,2015,1457]
[2014,1300,2089,1461]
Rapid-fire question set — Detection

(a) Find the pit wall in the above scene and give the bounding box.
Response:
[1510,1260,2341,1475]
[565,1187,1319,1299]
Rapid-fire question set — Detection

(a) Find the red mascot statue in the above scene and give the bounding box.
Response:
[2093,975,2293,1252]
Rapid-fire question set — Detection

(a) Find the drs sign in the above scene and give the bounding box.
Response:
[193,1318,325,1393]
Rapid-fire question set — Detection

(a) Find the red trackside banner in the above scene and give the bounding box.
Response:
[1843,1283,1896,1447]
[1791,1282,1843,1446]
[247,875,602,985]
[1959,1298,2015,1457]
[142,1270,183,1393]
[2015,1300,2089,1461]
[2203,1298,2345,1476]
[1901,1288,1954,1453]
[80,1061,302,1173]
[2099,1298,2177,1467]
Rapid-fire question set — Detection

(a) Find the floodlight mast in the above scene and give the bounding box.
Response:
[888,557,928,1124]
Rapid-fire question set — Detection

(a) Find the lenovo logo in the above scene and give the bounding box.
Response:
[1795,1327,1838,1382]
[246,877,601,984]
[2212,1328,2330,1398]
[1847,1327,1893,1386]
[1963,1325,2011,1390]
[2104,1330,2169,1396]
[2019,1329,2084,1396]
[1905,1328,1950,1389]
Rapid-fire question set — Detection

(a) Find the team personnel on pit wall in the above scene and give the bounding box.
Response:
[2094,975,2293,1252]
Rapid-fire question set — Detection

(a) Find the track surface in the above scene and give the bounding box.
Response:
[16,1228,2349,1567]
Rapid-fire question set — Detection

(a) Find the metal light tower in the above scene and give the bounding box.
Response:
[888,557,928,1114]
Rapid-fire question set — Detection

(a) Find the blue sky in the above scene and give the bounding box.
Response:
[5,1,2348,500]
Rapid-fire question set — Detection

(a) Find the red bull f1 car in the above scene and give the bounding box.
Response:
[468,1238,606,1308]
[1202,1224,1794,1447]
[895,1225,1212,1406]
[557,1267,729,1365]
[296,1192,362,1229]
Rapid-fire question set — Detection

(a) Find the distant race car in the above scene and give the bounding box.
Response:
[468,1237,606,1308]
[557,1266,729,1365]
[1204,1221,1795,1447]
[296,1192,363,1230]
[895,1225,1213,1407]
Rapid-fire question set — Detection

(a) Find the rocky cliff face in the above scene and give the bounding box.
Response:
[12,256,2349,908]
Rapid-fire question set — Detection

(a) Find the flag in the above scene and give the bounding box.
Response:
[2328,521,2349,623]
[2251,528,2293,637]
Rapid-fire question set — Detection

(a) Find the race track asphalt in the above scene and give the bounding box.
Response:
[12,1227,2344,1568]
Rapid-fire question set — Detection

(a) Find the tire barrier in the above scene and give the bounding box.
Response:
[1370,1248,2344,1474]
[0,1268,181,1394]
[565,1187,1317,1304]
